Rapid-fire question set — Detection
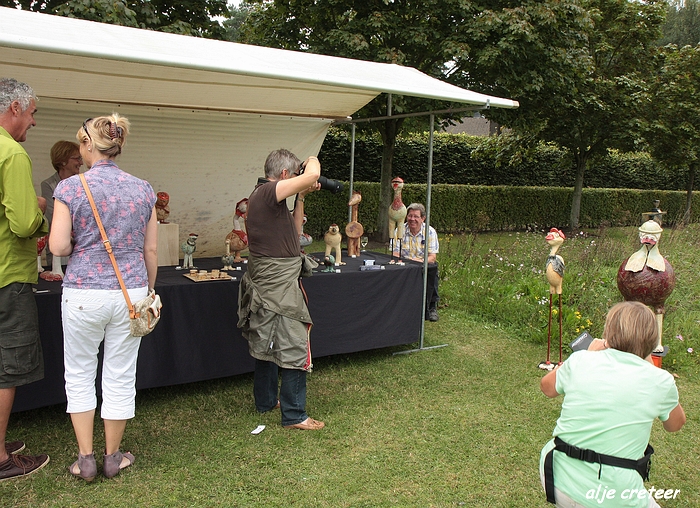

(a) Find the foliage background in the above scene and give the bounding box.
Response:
[319,129,691,191]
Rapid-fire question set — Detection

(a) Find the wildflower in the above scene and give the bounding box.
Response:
[688,348,694,354]
[676,334,684,341]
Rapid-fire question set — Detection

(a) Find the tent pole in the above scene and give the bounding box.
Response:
[394,113,447,355]
[347,123,356,223]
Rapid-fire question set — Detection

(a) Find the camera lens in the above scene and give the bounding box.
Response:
[317,176,344,194]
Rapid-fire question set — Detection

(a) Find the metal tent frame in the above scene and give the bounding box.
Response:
[335,100,492,353]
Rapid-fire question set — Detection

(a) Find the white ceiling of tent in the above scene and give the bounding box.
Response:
[0,8,518,118]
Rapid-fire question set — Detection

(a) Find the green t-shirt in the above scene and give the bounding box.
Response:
[540,349,678,507]
[0,126,48,288]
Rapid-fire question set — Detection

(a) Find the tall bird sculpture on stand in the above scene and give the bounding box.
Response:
[540,228,566,370]
[225,198,249,263]
[388,177,406,261]
[617,220,675,355]
[345,191,363,257]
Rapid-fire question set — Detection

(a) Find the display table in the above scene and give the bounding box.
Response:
[14,252,423,412]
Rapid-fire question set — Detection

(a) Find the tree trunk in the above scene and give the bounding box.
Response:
[569,151,588,231]
[683,162,696,224]
[376,118,403,243]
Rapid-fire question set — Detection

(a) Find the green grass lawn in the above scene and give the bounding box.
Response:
[3,227,699,507]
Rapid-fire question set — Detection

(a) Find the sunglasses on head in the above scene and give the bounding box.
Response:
[82,118,93,141]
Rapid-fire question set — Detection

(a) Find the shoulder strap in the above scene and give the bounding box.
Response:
[79,174,137,318]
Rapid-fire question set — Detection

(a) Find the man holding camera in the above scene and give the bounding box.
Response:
[237,149,325,430]
[393,203,440,321]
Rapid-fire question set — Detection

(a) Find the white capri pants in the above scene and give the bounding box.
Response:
[62,286,147,420]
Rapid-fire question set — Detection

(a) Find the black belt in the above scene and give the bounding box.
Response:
[544,437,654,504]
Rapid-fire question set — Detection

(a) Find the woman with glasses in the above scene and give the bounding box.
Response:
[41,141,82,227]
[40,141,82,274]
[49,114,158,481]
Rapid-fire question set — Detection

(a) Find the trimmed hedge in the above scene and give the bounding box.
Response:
[303,183,699,240]
[319,129,691,191]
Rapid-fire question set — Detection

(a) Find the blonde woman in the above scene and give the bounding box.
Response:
[540,301,686,507]
[49,114,157,481]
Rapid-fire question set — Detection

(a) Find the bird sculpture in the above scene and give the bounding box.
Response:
[324,224,344,265]
[222,238,236,271]
[155,191,170,223]
[299,215,312,253]
[225,198,248,264]
[322,255,336,273]
[37,235,63,281]
[388,177,407,259]
[617,220,675,353]
[181,233,198,270]
[345,191,364,257]
[540,228,566,370]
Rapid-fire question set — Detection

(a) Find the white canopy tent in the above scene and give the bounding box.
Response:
[0,7,518,256]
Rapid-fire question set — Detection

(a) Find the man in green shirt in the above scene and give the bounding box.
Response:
[0,78,50,480]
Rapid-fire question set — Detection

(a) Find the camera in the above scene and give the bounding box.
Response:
[298,163,344,194]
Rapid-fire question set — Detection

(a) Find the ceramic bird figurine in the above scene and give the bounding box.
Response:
[225,198,248,263]
[540,228,566,370]
[181,233,198,270]
[222,238,236,271]
[617,220,675,353]
[299,215,312,253]
[322,255,336,273]
[388,177,407,256]
[324,224,343,265]
[155,191,170,223]
[345,191,364,257]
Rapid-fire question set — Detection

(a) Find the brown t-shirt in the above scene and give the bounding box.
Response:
[246,180,300,258]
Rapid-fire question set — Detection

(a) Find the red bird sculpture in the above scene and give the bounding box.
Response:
[617,220,675,353]
[540,228,565,370]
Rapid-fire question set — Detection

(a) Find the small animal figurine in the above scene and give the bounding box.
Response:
[299,215,312,253]
[37,235,47,274]
[322,255,336,273]
[345,191,364,257]
[222,238,236,271]
[181,233,198,270]
[540,228,566,370]
[388,177,407,253]
[324,224,344,265]
[225,198,249,263]
[155,191,170,223]
[617,220,675,353]
[36,235,63,281]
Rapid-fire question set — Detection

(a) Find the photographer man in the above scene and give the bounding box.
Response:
[539,301,685,507]
[237,149,325,430]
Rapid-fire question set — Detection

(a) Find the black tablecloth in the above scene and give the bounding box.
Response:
[14,252,423,412]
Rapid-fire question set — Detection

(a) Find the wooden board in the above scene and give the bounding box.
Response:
[183,271,235,282]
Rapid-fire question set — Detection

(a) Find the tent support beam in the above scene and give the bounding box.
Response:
[394,114,448,355]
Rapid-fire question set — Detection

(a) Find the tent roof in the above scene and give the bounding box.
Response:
[0,8,518,118]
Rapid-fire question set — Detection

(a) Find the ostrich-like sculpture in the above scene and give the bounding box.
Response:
[539,228,565,370]
[617,220,675,354]
[345,191,364,257]
[388,177,406,259]
[222,238,236,271]
[225,198,249,263]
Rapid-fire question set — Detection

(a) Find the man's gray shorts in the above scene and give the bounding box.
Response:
[0,283,44,388]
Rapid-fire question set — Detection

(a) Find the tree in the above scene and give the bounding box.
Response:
[456,0,668,229]
[238,0,597,240]
[0,0,227,39]
[659,0,700,46]
[644,43,700,222]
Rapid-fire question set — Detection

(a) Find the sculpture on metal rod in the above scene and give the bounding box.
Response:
[539,228,565,370]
